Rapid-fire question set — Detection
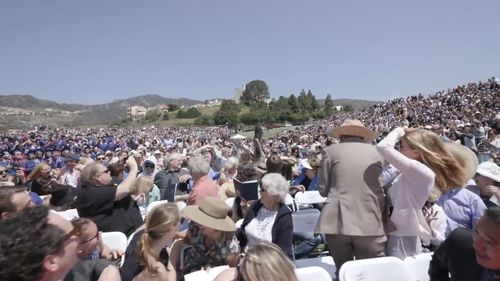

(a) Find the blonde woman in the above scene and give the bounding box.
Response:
[121,203,181,281]
[376,127,466,258]
[130,176,155,219]
[214,242,299,281]
[28,163,58,195]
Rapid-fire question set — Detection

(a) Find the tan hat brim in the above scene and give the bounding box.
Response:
[331,125,378,140]
[182,206,236,232]
[444,142,478,182]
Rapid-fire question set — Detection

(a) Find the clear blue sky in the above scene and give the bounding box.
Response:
[1,0,499,105]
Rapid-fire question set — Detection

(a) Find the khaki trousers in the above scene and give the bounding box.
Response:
[325,234,387,279]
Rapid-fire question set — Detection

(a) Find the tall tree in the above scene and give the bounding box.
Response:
[241,80,270,105]
[324,94,334,116]
[213,100,240,127]
[288,94,299,113]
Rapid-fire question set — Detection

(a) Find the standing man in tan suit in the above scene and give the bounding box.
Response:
[316,120,389,278]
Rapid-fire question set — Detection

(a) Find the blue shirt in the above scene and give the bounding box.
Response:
[437,188,487,237]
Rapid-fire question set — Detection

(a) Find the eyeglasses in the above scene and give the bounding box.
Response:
[144,164,155,168]
[79,231,101,245]
[97,157,105,160]
[64,225,81,242]
[0,170,4,175]
[259,187,267,193]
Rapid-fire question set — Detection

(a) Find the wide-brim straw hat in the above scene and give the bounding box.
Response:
[444,142,478,182]
[331,119,378,141]
[182,197,236,232]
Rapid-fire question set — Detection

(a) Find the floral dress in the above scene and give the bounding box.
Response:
[181,224,239,278]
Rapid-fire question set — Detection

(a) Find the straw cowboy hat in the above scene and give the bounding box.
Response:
[444,142,478,182]
[331,119,378,141]
[182,197,236,232]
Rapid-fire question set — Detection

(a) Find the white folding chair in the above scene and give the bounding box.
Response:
[294,191,326,210]
[295,266,331,281]
[146,199,169,214]
[339,256,412,281]
[295,256,337,280]
[404,252,433,281]
[284,194,296,212]
[56,208,79,221]
[292,208,321,260]
[184,265,229,281]
[101,231,128,267]
[235,218,244,229]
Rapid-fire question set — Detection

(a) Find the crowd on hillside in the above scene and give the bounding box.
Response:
[0,77,499,281]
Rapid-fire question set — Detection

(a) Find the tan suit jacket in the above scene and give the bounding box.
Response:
[316,142,388,236]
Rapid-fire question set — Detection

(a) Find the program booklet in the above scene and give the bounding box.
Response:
[233,179,259,201]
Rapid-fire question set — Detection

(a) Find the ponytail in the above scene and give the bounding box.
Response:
[136,231,160,276]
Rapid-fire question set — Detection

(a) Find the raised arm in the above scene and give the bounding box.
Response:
[115,158,138,201]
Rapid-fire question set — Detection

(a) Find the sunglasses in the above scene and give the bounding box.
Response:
[144,164,155,168]
[259,187,267,193]
[97,157,105,160]
[0,170,4,175]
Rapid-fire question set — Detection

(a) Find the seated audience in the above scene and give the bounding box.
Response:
[174,197,239,277]
[429,206,500,281]
[0,206,80,281]
[214,241,299,281]
[236,173,293,256]
[74,157,142,236]
[121,203,180,281]
[0,185,33,220]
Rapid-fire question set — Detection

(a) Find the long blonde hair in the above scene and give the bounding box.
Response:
[28,163,50,180]
[137,203,180,276]
[404,128,466,191]
[130,176,153,196]
[240,242,299,281]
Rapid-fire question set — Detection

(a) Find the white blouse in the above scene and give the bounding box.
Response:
[244,207,278,251]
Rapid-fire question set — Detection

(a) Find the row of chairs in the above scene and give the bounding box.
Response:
[182,253,433,281]
[339,253,433,281]
[184,265,332,281]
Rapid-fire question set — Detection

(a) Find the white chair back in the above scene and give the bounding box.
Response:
[146,200,169,214]
[295,256,336,280]
[101,231,128,252]
[55,209,79,221]
[235,218,244,229]
[295,191,326,205]
[339,256,412,281]
[295,266,331,281]
[404,252,433,281]
[292,208,321,238]
[284,194,296,211]
[184,265,229,281]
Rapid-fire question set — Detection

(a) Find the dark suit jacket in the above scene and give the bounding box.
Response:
[429,228,483,281]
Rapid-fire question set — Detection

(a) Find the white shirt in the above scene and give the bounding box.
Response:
[244,207,278,251]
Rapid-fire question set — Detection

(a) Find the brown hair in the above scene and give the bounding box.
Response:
[137,203,180,276]
[0,186,28,216]
[404,128,466,191]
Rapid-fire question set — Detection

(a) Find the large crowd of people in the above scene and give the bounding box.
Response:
[0,77,499,281]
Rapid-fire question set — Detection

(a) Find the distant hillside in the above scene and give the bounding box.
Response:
[0,94,202,128]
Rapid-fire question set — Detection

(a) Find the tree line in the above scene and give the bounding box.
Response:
[195,80,353,127]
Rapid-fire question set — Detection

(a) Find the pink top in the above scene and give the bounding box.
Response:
[187,174,219,206]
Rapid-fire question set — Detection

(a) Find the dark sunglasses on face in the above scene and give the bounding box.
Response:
[144,164,155,168]
[97,157,105,160]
